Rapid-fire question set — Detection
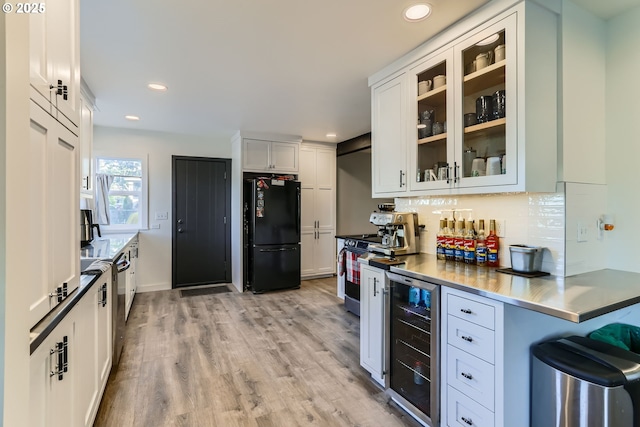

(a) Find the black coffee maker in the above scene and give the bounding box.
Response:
[80,209,101,247]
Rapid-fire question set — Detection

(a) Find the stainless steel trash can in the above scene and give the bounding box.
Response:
[531,335,640,427]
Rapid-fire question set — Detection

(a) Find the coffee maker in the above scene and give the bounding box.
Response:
[80,209,101,247]
[367,212,420,256]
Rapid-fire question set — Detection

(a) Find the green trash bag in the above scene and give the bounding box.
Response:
[588,323,640,352]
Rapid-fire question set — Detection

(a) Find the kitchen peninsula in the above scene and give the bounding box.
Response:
[359,254,640,426]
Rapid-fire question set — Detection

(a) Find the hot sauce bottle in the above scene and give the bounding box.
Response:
[486,219,500,267]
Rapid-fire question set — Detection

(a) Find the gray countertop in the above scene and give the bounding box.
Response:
[80,233,138,261]
[364,253,640,323]
[30,233,138,354]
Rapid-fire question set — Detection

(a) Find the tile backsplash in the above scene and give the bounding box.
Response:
[394,188,566,276]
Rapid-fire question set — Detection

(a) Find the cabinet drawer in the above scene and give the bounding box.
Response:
[447,386,495,427]
[448,293,495,330]
[447,315,495,364]
[447,345,494,410]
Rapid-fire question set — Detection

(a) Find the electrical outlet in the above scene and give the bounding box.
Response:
[495,219,506,238]
[577,222,588,242]
[154,211,168,220]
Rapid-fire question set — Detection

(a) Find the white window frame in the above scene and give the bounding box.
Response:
[95,155,149,232]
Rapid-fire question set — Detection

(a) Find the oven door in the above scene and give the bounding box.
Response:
[344,247,364,316]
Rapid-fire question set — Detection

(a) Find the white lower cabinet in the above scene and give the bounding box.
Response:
[441,287,503,427]
[447,386,495,427]
[30,269,112,427]
[124,239,138,321]
[30,315,75,427]
[359,264,386,386]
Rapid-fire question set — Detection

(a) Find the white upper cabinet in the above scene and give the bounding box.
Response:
[242,139,299,173]
[370,2,558,197]
[371,73,408,195]
[79,93,94,196]
[29,0,81,128]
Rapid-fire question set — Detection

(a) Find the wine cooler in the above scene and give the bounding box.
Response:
[386,272,440,427]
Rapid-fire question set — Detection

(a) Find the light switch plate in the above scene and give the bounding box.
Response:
[495,220,506,238]
[154,212,168,220]
[577,222,588,242]
[151,224,160,229]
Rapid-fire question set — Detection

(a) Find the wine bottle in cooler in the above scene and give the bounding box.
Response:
[487,219,500,267]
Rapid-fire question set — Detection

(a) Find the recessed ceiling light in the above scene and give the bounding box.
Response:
[476,34,500,46]
[148,83,168,91]
[326,133,337,138]
[125,115,140,121]
[403,3,432,22]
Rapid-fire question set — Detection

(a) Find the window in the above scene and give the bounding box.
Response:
[96,157,148,230]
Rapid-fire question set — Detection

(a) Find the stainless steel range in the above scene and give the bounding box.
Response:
[342,234,382,316]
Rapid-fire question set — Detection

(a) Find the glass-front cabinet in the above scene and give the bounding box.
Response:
[371,2,557,198]
[408,14,517,192]
[454,14,517,188]
[409,51,454,191]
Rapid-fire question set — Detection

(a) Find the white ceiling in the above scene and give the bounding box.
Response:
[80,0,640,143]
[80,0,490,142]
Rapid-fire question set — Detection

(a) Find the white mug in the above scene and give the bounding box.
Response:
[433,75,446,89]
[495,44,506,62]
[486,156,501,175]
[471,158,486,177]
[418,80,432,95]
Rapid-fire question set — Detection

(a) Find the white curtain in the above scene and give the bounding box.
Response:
[95,174,115,225]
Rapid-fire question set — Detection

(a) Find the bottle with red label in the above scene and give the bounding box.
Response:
[454,219,465,263]
[436,220,446,260]
[486,219,500,267]
[463,220,476,264]
[445,220,455,261]
[475,219,487,266]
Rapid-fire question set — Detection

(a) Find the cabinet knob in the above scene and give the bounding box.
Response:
[177,219,183,224]
[178,228,184,233]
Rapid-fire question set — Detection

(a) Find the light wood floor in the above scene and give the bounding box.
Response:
[94,277,421,427]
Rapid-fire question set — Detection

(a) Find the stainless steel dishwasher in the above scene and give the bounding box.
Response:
[112,252,130,368]
[386,271,440,427]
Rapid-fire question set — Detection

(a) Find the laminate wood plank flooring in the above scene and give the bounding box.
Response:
[94,278,422,427]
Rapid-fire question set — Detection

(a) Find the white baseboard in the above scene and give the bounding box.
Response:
[136,282,171,293]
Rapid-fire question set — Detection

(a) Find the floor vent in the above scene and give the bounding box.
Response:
[180,286,231,298]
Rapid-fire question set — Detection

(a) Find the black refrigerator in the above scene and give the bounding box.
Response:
[244,178,301,293]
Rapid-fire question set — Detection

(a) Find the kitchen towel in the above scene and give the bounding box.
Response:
[338,248,346,276]
[83,260,111,275]
[345,251,360,285]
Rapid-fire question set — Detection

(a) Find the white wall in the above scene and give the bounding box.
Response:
[605,4,640,273]
[395,188,566,276]
[559,0,607,184]
[93,126,232,291]
[336,148,392,235]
